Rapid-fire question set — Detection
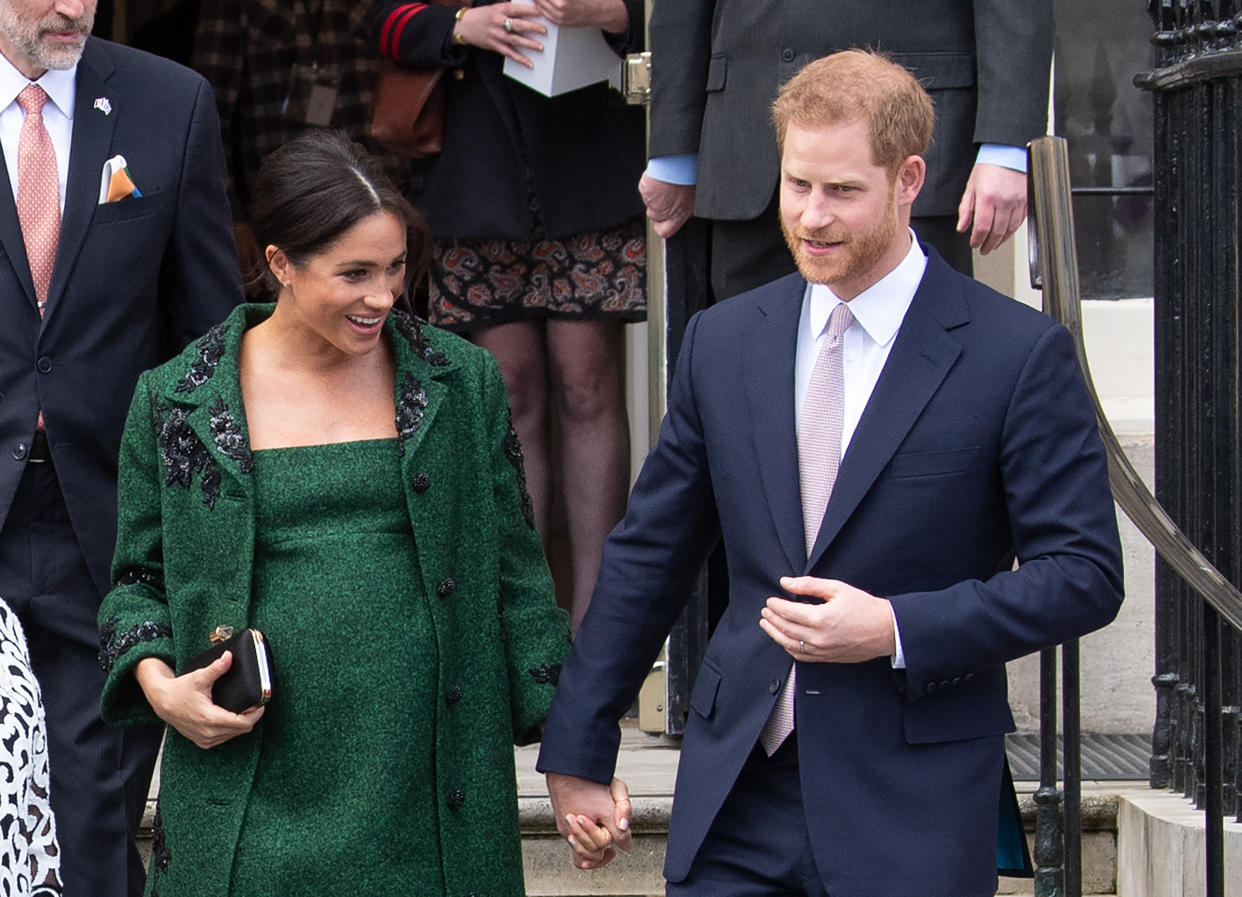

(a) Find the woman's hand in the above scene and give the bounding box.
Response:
[454,3,547,68]
[530,0,628,33]
[135,654,265,749]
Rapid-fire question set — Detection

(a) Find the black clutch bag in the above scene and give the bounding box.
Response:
[183,626,273,713]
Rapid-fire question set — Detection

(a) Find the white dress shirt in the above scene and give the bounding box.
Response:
[0,53,76,214]
[794,230,928,666]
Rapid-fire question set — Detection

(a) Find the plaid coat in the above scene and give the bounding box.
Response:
[193,0,408,219]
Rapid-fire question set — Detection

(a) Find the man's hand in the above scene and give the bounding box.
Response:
[956,163,1028,255]
[546,772,633,869]
[638,172,695,239]
[759,576,897,663]
[531,0,629,32]
[134,654,265,749]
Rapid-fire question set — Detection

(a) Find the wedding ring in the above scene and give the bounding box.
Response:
[503,17,513,32]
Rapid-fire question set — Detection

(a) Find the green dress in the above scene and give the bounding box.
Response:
[230,438,444,894]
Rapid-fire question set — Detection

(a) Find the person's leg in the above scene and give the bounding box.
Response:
[545,318,631,634]
[472,321,553,539]
[911,214,973,275]
[666,737,828,897]
[1,461,161,897]
[709,191,798,301]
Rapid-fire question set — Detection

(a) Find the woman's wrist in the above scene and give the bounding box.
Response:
[452,6,470,46]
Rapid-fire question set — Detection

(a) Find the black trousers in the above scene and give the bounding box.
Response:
[706,191,973,302]
[0,457,162,897]
[666,734,830,897]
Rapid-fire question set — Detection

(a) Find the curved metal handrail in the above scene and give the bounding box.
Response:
[1026,136,1242,632]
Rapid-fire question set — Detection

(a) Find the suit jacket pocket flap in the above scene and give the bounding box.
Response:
[689,664,722,718]
[888,52,975,90]
[889,445,982,478]
[903,686,1015,744]
[705,54,727,92]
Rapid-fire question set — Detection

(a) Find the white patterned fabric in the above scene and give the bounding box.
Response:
[0,599,64,896]
[759,302,854,756]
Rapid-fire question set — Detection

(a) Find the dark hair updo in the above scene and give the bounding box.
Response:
[248,130,431,300]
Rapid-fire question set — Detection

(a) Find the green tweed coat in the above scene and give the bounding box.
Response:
[98,303,569,897]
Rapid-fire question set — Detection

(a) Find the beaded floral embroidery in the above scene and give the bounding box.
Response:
[98,616,173,672]
[395,373,428,457]
[156,405,222,508]
[528,663,562,686]
[392,308,449,367]
[114,565,165,592]
[173,322,227,394]
[149,803,171,897]
[208,397,253,473]
[503,412,536,528]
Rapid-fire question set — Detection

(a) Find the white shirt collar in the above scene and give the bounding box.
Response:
[806,230,928,348]
[0,52,77,119]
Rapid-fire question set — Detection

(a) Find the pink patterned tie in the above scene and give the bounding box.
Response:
[16,85,59,313]
[759,301,853,756]
[16,85,59,432]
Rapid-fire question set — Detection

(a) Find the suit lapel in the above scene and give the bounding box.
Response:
[0,149,35,307]
[745,274,808,573]
[807,254,969,567]
[46,39,115,318]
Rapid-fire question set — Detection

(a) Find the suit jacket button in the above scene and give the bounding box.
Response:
[964,672,975,682]
[412,472,430,493]
[447,788,465,811]
[926,681,938,692]
[939,679,952,690]
[446,685,463,706]
[36,356,52,373]
[437,578,455,599]
[12,443,27,461]
[781,48,795,62]
[769,679,781,694]
[951,676,963,687]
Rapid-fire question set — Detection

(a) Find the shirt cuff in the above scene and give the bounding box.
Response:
[646,154,699,186]
[890,604,906,669]
[975,143,1028,174]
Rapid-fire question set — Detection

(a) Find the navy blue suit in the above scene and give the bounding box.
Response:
[538,248,1124,897]
[0,38,241,897]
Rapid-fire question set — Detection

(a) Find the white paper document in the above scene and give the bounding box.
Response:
[502,0,622,97]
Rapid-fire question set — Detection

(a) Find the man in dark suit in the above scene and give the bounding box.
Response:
[0,1,241,894]
[639,0,1052,297]
[538,51,1123,896]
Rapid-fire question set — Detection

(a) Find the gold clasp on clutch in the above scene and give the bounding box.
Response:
[209,625,235,644]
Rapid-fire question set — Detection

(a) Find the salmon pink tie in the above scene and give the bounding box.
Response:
[16,85,59,315]
[759,301,853,756]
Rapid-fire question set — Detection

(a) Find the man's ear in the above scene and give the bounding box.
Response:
[895,155,926,206]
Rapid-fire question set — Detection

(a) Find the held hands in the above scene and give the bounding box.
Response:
[638,173,696,239]
[759,576,897,664]
[956,163,1029,255]
[134,654,264,749]
[545,772,633,869]
[530,0,629,32]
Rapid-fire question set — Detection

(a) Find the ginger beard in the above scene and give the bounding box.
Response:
[780,177,903,289]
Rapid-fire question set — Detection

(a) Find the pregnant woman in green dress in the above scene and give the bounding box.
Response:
[95,131,597,896]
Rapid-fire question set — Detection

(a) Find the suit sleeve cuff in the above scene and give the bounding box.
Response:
[976,144,1028,173]
[646,154,699,186]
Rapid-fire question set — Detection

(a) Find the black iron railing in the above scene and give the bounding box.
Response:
[1024,46,1242,895]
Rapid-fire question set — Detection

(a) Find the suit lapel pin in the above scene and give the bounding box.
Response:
[93,97,112,115]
